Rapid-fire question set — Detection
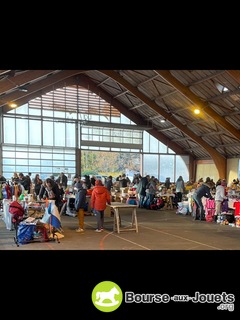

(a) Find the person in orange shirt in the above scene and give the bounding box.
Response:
[91,179,111,232]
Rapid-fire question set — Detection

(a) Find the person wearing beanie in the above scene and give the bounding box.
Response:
[91,179,111,232]
[74,182,87,233]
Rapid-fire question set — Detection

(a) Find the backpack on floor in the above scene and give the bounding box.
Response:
[156,197,165,209]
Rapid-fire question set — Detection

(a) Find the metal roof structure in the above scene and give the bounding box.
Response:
[0,70,240,175]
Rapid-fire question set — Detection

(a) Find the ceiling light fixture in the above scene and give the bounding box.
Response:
[9,102,18,108]
[160,118,166,123]
[18,86,28,92]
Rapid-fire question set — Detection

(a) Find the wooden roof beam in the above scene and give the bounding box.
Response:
[100,70,227,178]
[155,70,240,140]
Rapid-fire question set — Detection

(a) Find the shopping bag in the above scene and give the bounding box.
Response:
[17,223,35,244]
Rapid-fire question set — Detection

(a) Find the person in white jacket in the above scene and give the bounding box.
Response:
[214,179,227,221]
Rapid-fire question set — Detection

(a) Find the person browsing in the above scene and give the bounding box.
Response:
[91,179,111,232]
[192,178,213,221]
[74,182,87,233]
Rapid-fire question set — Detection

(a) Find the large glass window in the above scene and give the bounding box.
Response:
[16,119,28,144]
[66,123,76,147]
[3,118,15,143]
[149,135,158,153]
[43,121,53,146]
[1,85,189,182]
[54,122,65,146]
[1,145,76,181]
[160,155,175,182]
[176,155,189,182]
[143,154,159,177]
[29,120,41,145]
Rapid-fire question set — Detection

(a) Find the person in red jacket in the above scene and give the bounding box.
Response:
[91,179,111,232]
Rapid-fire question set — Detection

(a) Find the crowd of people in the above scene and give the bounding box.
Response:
[1,171,239,233]
[0,172,112,233]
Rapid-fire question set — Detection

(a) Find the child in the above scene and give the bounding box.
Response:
[74,182,87,233]
[91,179,111,232]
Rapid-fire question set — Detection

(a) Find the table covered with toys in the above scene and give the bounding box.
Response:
[3,197,63,246]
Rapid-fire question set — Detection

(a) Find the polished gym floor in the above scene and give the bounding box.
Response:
[1,206,240,250]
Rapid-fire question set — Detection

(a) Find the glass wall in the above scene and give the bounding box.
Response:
[0,85,189,183]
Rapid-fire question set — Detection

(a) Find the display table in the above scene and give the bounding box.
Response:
[107,202,138,234]
[228,199,240,216]
[27,201,46,217]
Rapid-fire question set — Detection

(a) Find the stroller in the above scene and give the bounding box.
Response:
[9,200,25,231]
[9,200,36,246]
[9,200,56,246]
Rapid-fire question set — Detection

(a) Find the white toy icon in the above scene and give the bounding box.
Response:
[95,286,120,306]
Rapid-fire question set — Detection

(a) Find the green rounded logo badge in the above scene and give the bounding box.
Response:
[92,281,123,312]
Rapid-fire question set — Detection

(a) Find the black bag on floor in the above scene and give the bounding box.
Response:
[221,213,235,223]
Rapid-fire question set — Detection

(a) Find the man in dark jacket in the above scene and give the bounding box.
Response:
[74,182,87,233]
[136,175,150,208]
[192,180,213,221]
[45,178,61,211]
[56,172,68,190]
[18,173,30,193]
